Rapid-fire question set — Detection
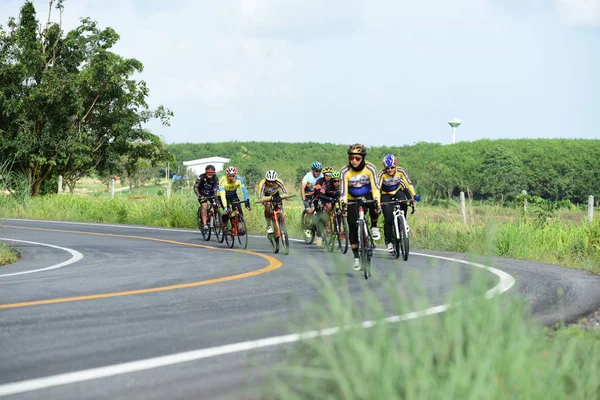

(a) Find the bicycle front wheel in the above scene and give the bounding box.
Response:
[337,214,349,254]
[278,213,290,255]
[399,217,409,261]
[224,219,235,248]
[199,207,211,241]
[301,210,315,244]
[237,214,248,249]
[357,221,370,279]
[214,208,224,243]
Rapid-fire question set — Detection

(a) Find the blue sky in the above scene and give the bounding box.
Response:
[1,0,598,146]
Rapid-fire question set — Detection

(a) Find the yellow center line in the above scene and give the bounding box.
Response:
[0,225,282,309]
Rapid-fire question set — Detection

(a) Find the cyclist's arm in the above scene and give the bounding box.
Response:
[277,179,288,194]
[340,167,349,205]
[193,178,202,197]
[218,177,227,208]
[366,164,380,203]
[212,176,219,197]
[376,169,385,193]
[300,180,307,200]
[397,168,416,198]
[237,176,249,201]
[257,179,266,198]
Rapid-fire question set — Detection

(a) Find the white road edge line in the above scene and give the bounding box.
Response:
[0,238,83,278]
[0,219,515,397]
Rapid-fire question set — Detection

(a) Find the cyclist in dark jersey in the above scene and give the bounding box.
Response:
[193,164,219,231]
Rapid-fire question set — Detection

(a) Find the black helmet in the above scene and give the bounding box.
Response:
[205,165,216,172]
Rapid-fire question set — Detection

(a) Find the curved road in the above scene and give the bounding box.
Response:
[1,218,599,399]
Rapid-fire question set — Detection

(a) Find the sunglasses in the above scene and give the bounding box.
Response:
[227,174,236,178]
[386,166,396,170]
[349,155,362,162]
[332,179,340,183]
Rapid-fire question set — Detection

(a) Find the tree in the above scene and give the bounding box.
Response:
[0,1,172,195]
[478,146,526,201]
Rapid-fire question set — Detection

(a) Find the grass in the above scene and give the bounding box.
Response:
[1,191,597,273]
[266,269,600,399]
[0,242,19,267]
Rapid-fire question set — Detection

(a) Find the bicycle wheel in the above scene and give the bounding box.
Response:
[236,214,248,249]
[199,207,211,241]
[278,214,290,255]
[356,221,369,279]
[301,210,315,244]
[325,217,335,252]
[398,217,409,261]
[337,214,349,254]
[224,219,235,248]
[214,208,224,243]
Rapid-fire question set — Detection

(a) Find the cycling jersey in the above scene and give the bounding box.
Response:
[319,181,340,203]
[258,178,288,198]
[194,173,219,197]
[218,175,249,207]
[302,171,323,197]
[377,167,416,198]
[340,162,380,204]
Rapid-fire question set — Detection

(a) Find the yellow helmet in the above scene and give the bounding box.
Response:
[323,166,334,174]
[347,143,366,157]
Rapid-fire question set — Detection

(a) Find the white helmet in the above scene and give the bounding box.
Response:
[265,170,278,181]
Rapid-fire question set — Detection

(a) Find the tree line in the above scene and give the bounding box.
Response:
[167,139,600,204]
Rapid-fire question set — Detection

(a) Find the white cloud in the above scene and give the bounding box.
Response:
[555,0,600,25]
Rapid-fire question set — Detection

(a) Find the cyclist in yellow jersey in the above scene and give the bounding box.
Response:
[378,154,417,253]
[257,170,289,234]
[340,143,381,271]
[218,166,250,230]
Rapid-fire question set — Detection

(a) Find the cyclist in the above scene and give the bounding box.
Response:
[300,161,323,213]
[312,166,334,247]
[318,170,342,232]
[193,164,220,231]
[218,166,251,232]
[257,170,289,234]
[340,144,381,271]
[378,154,417,253]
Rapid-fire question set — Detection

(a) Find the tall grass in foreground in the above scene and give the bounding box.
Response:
[266,271,600,399]
[0,193,598,273]
[0,243,19,266]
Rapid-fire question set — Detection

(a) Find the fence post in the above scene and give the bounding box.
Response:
[111,178,115,199]
[57,175,63,194]
[521,190,527,213]
[460,191,467,224]
[589,195,594,222]
[167,182,171,200]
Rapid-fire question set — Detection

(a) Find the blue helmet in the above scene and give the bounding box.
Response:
[382,154,398,168]
[311,161,322,171]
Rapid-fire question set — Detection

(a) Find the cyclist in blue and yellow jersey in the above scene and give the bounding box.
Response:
[193,164,220,231]
[378,154,417,253]
[300,161,323,213]
[257,170,289,235]
[312,166,334,247]
[219,166,251,230]
[340,144,381,271]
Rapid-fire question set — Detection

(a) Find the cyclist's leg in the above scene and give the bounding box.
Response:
[264,202,274,233]
[347,203,359,254]
[365,193,380,240]
[381,193,394,245]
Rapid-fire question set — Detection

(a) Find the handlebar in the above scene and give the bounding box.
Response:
[380,199,416,214]
[256,193,296,204]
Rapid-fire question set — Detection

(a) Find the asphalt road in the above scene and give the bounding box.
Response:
[1,218,599,399]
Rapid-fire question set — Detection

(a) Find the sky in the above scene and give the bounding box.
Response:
[1,0,598,146]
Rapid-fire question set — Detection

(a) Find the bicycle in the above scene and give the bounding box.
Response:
[222,200,249,249]
[301,206,316,244]
[323,199,349,254]
[197,196,223,243]
[258,194,295,255]
[381,199,415,261]
[346,198,378,279]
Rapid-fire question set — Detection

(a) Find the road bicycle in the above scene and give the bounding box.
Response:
[258,193,295,255]
[197,196,223,243]
[346,198,378,279]
[301,205,316,244]
[323,199,349,254]
[222,200,248,249]
[381,199,415,261]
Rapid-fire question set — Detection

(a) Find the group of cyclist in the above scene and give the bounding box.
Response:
[193,143,418,271]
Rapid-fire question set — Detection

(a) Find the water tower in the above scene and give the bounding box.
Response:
[448,118,461,144]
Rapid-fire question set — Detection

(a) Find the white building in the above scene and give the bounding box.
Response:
[183,156,231,177]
